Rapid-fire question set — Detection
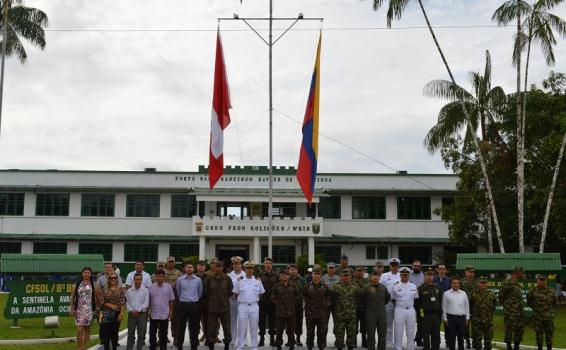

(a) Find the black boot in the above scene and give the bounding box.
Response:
[259,335,265,347]
[290,345,295,350]
[547,345,552,350]
[296,335,303,346]
[362,333,367,348]
[319,347,324,350]
[507,343,513,350]
[209,345,215,350]
[466,339,472,349]
[270,335,276,346]
[348,347,354,350]
[308,347,313,350]
[514,342,521,350]
[538,345,543,350]
[277,346,282,350]
[224,344,230,350]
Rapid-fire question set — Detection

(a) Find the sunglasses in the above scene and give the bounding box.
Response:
[109,277,118,280]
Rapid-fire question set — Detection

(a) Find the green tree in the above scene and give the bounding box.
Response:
[492,0,566,253]
[372,0,504,251]
[1,0,48,63]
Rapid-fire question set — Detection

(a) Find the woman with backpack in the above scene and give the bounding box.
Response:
[70,267,100,350]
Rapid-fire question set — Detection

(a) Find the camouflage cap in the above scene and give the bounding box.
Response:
[209,257,219,265]
[197,260,206,265]
[478,276,488,282]
[243,260,255,268]
[280,268,289,275]
[341,268,352,276]
[312,267,323,274]
[374,261,384,267]
[513,266,524,273]
[536,274,547,280]
[356,266,365,271]
[424,267,435,276]
[464,266,475,272]
[327,262,336,268]
[157,261,165,267]
[231,256,244,263]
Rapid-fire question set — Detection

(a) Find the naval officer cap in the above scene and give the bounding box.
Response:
[388,258,401,265]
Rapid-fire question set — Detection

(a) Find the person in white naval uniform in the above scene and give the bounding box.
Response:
[391,267,419,350]
[380,258,401,348]
[229,256,245,347]
[234,260,265,350]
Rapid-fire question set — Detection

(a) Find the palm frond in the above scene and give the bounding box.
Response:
[423,79,474,103]
[492,0,532,25]
[512,30,529,67]
[546,12,566,38]
[1,27,26,63]
[423,101,475,153]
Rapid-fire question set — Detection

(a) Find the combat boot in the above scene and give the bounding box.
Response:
[290,344,295,350]
[224,344,230,350]
[514,342,521,350]
[348,347,354,350]
[277,346,282,350]
[537,345,543,350]
[362,333,367,348]
[319,347,324,350]
[547,346,552,350]
[270,335,276,346]
[466,339,472,349]
[506,342,513,350]
[209,344,215,350]
[259,335,265,347]
[296,335,303,346]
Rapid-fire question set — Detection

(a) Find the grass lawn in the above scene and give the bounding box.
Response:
[0,339,99,350]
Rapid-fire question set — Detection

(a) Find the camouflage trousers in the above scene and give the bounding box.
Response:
[471,320,493,350]
[306,316,328,348]
[503,314,524,344]
[276,316,295,346]
[334,317,358,348]
[532,317,554,347]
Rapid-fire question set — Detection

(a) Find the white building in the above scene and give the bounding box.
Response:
[0,165,460,267]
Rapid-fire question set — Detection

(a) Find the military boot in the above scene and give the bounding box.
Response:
[348,347,354,350]
[296,335,303,346]
[466,339,472,349]
[514,342,521,350]
[537,345,543,350]
[277,346,282,350]
[259,335,265,347]
[506,342,513,350]
[209,344,215,350]
[270,335,276,346]
[290,344,295,350]
[547,345,552,350]
[224,344,229,350]
[362,333,367,348]
[318,347,324,350]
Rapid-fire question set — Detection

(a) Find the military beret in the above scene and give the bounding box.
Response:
[464,266,475,272]
[424,267,435,276]
[243,260,255,268]
[341,268,352,276]
[400,267,411,275]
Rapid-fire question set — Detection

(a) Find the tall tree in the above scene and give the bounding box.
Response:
[372,0,505,252]
[493,0,566,252]
[423,51,507,252]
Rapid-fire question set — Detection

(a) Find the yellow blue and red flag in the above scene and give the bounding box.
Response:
[297,33,321,205]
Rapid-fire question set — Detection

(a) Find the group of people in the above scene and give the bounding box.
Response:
[69,255,559,350]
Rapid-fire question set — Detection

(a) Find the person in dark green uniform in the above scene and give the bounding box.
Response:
[259,257,279,346]
[353,266,368,347]
[527,274,558,350]
[304,267,331,350]
[272,268,299,350]
[417,268,442,350]
[460,266,476,349]
[331,268,359,350]
[469,276,496,350]
[364,271,390,350]
[499,266,525,350]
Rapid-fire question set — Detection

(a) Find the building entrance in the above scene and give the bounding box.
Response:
[216,245,249,265]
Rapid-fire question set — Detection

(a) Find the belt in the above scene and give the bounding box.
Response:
[447,314,466,317]
[180,301,198,304]
[396,306,413,310]
[239,302,258,306]
[424,310,440,315]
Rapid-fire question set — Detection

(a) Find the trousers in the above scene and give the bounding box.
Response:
[394,306,416,350]
[306,316,328,348]
[276,316,295,346]
[207,310,231,345]
[126,312,147,350]
[237,303,260,350]
[422,312,441,350]
[230,299,240,347]
[149,319,169,350]
[386,302,395,347]
[366,311,387,350]
[259,300,276,336]
[446,314,466,350]
[177,301,200,350]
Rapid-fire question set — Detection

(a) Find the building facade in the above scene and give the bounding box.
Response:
[0,166,459,267]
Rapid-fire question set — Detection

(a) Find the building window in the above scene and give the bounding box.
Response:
[366,245,389,260]
[126,195,160,217]
[262,203,296,217]
[171,195,197,218]
[319,196,341,219]
[261,245,296,264]
[0,193,24,216]
[218,202,249,219]
[0,242,22,254]
[81,194,115,217]
[315,245,341,264]
[79,243,113,261]
[124,243,158,262]
[169,244,199,261]
[441,197,455,220]
[36,193,69,216]
[352,197,386,219]
[397,197,431,220]
[198,201,205,217]
[398,246,432,264]
[33,242,67,254]
[306,203,317,218]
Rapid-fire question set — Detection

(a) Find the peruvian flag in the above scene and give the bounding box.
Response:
[209,31,232,189]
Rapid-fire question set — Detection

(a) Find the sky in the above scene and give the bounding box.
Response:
[1,0,565,174]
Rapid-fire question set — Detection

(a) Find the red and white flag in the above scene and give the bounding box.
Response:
[209,31,232,189]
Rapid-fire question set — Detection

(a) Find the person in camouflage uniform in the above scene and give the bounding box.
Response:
[353,266,369,347]
[364,271,390,350]
[417,268,442,350]
[164,256,183,347]
[469,276,496,350]
[196,260,209,344]
[527,274,557,350]
[258,257,279,346]
[203,258,233,350]
[289,264,306,346]
[460,266,476,349]
[499,266,525,350]
[304,267,331,350]
[331,268,360,350]
[272,268,299,350]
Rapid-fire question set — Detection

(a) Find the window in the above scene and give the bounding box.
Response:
[79,243,113,261]
[366,245,389,260]
[198,201,205,217]
[261,245,296,264]
[81,194,115,217]
[315,245,341,264]
[306,203,317,218]
[171,195,197,218]
[352,197,385,219]
[0,193,24,216]
[398,246,433,264]
[397,197,431,220]
[441,197,455,220]
[169,244,199,261]
[126,195,160,217]
[262,202,296,217]
[124,243,158,262]
[33,242,67,254]
[0,242,21,254]
[218,202,249,219]
[318,196,341,219]
[35,193,69,216]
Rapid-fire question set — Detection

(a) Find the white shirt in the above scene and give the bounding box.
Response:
[381,271,401,303]
[229,270,245,300]
[125,285,149,313]
[234,275,265,303]
[126,271,153,288]
[391,281,419,308]
[442,289,470,321]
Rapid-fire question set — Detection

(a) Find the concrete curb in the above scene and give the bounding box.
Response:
[0,335,99,345]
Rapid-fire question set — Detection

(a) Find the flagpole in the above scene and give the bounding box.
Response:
[0,0,9,134]
[219,6,323,260]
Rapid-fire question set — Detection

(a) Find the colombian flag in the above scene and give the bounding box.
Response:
[297,33,321,205]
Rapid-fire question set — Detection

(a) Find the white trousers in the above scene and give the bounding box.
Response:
[237,303,260,350]
[393,306,416,350]
[386,302,395,347]
[230,299,239,346]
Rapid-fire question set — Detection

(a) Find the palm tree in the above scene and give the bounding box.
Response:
[372,0,506,252]
[423,51,507,252]
[493,0,566,253]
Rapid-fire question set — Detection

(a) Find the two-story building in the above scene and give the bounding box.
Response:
[0,165,459,267]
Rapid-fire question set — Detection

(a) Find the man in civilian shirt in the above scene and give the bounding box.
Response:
[433,264,451,292]
[126,273,149,350]
[381,258,401,348]
[442,276,470,350]
[176,262,203,350]
[321,262,340,333]
[410,259,425,347]
[234,260,265,350]
[391,267,419,350]
[228,256,245,348]
[148,269,175,350]
[126,260,153,289]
